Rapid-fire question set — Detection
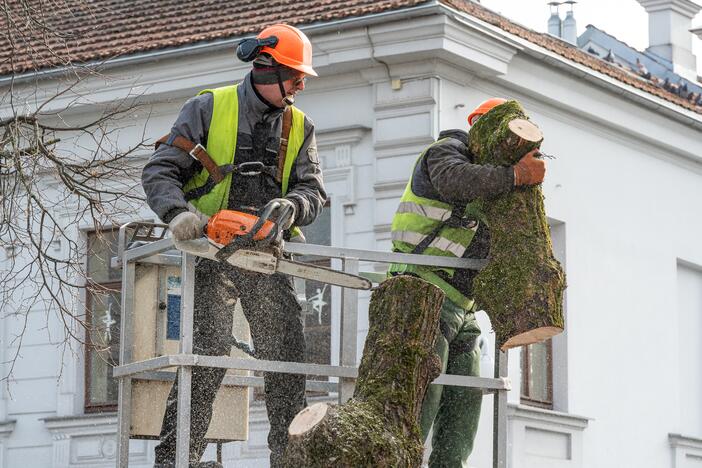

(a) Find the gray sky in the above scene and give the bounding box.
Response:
[478,0,702,75]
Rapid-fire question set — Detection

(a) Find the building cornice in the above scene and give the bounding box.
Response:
[508,403,590,429]
[0,420,16,438]
[637,0,702,17]
[43,413,117,437]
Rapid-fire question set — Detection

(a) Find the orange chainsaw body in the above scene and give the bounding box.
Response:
[206,210,275,245]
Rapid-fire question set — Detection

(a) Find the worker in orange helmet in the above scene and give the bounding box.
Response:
[144,23,325,468]
[467,97,507,125]
[388,97,544,467]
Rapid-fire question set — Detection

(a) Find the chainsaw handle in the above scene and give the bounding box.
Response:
[254,199,294,242]
[250,201,282,244]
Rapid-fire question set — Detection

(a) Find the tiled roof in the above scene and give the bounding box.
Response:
[2,0,700,115]
[0,0,427,76]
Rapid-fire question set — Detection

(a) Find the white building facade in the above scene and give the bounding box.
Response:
[1,2,701,467]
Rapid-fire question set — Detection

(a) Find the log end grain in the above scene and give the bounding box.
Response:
[289,402,329,437]
[500,325,563,351]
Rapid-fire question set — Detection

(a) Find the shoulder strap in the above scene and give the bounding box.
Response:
[155,133,224,183]
[276,106,294,183]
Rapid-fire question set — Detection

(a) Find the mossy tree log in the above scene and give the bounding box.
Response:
[282,276,444,467]
[468,101,566,350]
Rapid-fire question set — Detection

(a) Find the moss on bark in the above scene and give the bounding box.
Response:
[468,101,566,350]
[282,276,444,467]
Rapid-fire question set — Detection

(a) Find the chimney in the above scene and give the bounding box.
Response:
[547,1,578,45]
[548,2,562,37]
[561,1,578,44]
[636,0,701,82]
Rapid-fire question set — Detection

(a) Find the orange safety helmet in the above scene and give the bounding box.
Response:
[467,97,507,126]
[258,24,317,77]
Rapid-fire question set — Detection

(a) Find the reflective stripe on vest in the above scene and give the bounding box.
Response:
[396,201,452,221]
[182,84,306,218]
[391,230,468,257]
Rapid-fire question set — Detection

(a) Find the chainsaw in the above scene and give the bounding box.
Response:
[173,200,372,290]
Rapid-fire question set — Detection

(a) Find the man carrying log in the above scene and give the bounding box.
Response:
[387,98,545,467]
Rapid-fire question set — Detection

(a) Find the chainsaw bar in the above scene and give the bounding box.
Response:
[276,258,372,290]
[173,238,372,290]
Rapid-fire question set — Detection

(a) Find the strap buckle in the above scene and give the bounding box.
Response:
[188,143,207,160]
[237,161,265,176]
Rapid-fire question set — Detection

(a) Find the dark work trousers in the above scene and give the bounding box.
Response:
[154,258,306,467]
[420,298,482,468]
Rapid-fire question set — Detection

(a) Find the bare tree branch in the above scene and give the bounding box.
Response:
[0,0,150,381]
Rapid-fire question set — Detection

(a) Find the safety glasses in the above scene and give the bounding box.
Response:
[291,75,307,88]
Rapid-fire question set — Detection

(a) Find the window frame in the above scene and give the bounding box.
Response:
[83,229,122,413]
[520,339,554,409]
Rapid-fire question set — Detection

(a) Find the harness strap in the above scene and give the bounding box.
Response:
[410,204,476,255]
[157,106,295,202]
[276,107,293,183]
[155,134,225,183]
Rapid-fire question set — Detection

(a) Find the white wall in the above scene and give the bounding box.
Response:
[1,8,701,468]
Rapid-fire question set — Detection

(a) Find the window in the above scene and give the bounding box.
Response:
[676,261,702,436]
[85,229,121,412]
[298,206,332,368]
[520,220,565,410]
[253,205,332,399]
[521,339,553,409]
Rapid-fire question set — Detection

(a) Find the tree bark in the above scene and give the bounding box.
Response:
[282,276,444,467]
[468,101,566,350]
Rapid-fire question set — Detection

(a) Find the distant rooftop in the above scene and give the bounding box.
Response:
[578,25,702,108]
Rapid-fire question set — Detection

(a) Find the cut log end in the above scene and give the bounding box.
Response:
[508,118,543,143]
[288,402,329,437]
[500,326,563,351]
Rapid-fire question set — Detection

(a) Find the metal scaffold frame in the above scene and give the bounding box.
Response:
[114,222,511,468]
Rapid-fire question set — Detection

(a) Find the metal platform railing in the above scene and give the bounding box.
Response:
[114,222,510,468]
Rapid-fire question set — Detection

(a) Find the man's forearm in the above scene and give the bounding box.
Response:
[427,148,514,202]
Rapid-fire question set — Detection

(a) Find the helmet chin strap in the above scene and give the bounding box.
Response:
[276,67,294,106]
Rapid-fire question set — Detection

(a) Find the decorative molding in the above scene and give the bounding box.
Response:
[670,433,702,467]
[0,420,15,439]
[508,404,590,429]
[315,125,369,212]
[374,136,434,152]
[334,144,352,168]
[508,404,590,468]
[373,181,406,197]
[44,413,153,467]
[316,125,371,149]
[374,85,436,111]
[637,0,701,17]
[43,413,117,436]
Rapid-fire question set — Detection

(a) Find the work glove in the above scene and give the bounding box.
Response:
[168,211,204,241]
[264,197,297,230]
[513,149,545,186]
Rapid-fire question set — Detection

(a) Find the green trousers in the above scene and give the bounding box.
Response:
[420,298,482,468]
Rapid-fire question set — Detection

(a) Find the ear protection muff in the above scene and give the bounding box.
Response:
[236,36,279,62]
